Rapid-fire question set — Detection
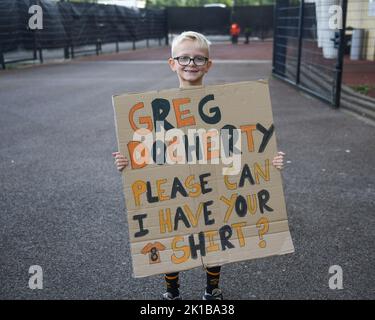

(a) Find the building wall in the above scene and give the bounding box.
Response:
[347,0,375,60]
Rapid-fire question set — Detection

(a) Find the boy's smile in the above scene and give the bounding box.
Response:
[168,39,212,88]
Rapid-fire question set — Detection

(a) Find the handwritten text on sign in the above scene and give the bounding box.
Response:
[113,81,294,277]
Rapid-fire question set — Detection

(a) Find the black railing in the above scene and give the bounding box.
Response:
[167,5,274,39]
[272,0,349,108]
[0,0,167,69]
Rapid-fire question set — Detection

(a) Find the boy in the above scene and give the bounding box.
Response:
[112,31,285,300]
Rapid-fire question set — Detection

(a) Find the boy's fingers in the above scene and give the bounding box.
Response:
[278,151,286,155]
[115,162,128,167]
[113,152,128,161]
[116,162,128,167]
[115,162,129,167]
[114,154,127,158]
[115,155,126,160]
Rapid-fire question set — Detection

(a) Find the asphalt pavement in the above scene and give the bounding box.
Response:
[0,56,374,299]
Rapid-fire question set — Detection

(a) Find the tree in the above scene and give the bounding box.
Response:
[235,0,275,5]
[147,0,184,8]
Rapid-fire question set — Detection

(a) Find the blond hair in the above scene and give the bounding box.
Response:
[171,31,211,57]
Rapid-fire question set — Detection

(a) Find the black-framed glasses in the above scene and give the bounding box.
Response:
[173,56,208,66]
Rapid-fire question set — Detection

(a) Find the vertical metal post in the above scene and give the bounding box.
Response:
[0,50,5,70]
[165,8,169,46]
[334,0,348,108]
[61,0,70,59]
[36,0,42,63]
[116,41,119,53]
[231,0,236,24]
[146,9,149,48]
[33,30,38,61]
[96,35,102,55]
[64,47,70,59]
[296,0,304,85]
[272,1,279,74]
[39,48,43,64]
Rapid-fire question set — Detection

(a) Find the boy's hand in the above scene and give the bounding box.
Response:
[112,152,129,172]
[272,151,285,170]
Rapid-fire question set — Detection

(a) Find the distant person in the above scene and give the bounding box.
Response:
[112,31,286,300]
[230,23,241,44]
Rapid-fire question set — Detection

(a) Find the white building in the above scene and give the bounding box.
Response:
[98,0,146,8]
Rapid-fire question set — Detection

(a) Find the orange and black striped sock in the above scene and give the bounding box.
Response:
[165,272,180,297]
[206,266,221,294]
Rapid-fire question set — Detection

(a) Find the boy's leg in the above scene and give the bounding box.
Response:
[163,272,181,299]
[205,266,221,294]
[203,266,223,300]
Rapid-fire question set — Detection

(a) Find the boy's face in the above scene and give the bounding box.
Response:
[168,39,212,88]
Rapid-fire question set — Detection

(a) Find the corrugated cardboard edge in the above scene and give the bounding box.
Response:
[112,80,269,101]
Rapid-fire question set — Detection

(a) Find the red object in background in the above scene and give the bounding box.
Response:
[230,23,241,36]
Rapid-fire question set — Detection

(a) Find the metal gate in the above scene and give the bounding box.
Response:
[272,0,348,107]
[167,5,274,38]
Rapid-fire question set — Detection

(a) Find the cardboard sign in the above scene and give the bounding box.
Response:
[112,81,295,278]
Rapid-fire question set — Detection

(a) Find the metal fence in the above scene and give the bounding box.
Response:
[167,7,230,35]
[0,0,167,69]
[167,5,274,39]
[272,0,349,108]
[0,3,275,70]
